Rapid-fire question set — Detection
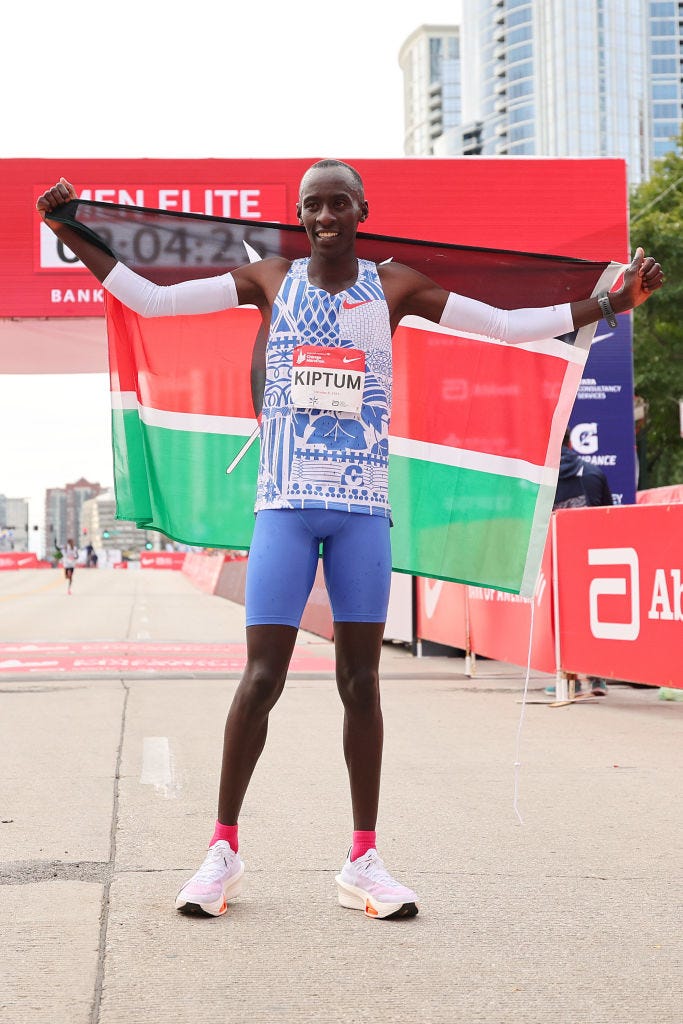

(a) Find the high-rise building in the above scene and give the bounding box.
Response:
[44,478,103,549]
[399,25,463,155]
[405,1,683,185]
[65,478,103,542]
[1,497,29,551]
[44,487,67,554]
[80,489,156,556]
[649,1,683,161]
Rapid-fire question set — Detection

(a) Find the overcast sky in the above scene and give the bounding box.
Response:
[2,1,461,541]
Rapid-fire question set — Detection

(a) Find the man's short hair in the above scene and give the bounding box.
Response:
[300,159,365,198]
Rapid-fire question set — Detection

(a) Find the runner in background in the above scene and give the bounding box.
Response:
[36,164,663,921]
[62,539,78,595]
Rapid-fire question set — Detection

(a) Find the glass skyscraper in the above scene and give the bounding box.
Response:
[399,25,463,155]
[415,0,683,184]
[649,1,683,161]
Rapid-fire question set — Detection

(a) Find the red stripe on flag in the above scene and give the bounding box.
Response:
[107,297,261,419]
[391,324,570,465]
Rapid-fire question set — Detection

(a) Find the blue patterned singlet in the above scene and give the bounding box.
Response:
[254,258,393,517]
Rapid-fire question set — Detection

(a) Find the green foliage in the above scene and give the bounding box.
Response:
[630,138,683,488]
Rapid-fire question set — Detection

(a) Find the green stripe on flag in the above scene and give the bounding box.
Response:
[111,411,555,593]
[111,409,152,523]
[111,411,257,550]
[388,454,548,594]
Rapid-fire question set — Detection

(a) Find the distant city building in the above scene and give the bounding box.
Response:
[402,1,683,184]
[44,487,67,553]
[65,477,103,542]
[80,489,156,557]
[0,495,29,551]
[399,25,462,155]
[44,477,103,549]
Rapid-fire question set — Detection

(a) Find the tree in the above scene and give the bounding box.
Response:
[630,138,683,488]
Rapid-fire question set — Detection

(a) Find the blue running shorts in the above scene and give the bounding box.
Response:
[245,509,392,627]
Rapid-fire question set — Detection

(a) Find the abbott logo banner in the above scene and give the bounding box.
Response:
[588,547,640,640]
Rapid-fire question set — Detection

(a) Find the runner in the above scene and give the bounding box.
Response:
[62,538,78,595]
[36,163,663,920]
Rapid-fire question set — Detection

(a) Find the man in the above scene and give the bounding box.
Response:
[62,538,79,595]
[36,162,663,919]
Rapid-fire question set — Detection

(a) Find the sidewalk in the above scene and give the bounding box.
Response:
[0,569,681,1023]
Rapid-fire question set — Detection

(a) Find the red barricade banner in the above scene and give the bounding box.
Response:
[140,552,187,570]
[416,537,555,674]
[637,485,683,505]
[416,578,469,650]
[554,504,683,687]
[0,552,41,570]
[467,537,555,673]
[182,551,227,594]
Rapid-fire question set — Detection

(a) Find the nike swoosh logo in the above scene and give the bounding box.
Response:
[342,299,371,310]
[342,356,362,363]
[423,579,444,619]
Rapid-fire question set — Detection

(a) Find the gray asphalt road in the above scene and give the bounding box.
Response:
[1,569,681,1024]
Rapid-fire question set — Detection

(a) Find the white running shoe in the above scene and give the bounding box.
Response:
[336,848,418,919]
[175,840,244,916]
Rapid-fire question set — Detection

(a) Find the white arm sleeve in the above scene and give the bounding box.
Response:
[102,261,239,317]
[439,291,574,344]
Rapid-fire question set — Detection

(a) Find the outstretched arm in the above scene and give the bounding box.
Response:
[36,178,278,317]
[383,248,664,342]
[569,247,663,328]
[37,178,116,282]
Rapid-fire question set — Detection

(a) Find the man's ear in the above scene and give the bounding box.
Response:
[296,204,303,222]
[360,201,369,222]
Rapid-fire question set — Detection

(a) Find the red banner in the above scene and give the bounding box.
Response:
[139,551,187,570]
[417,506,683,689]
[468,539,555,673]
[182,551,227,594]
[416,538,555,674]
[0,552,50,570]
[637,485,683,504]
[554,504,683,687]
[416,578,469,649]
[2,156,628,320]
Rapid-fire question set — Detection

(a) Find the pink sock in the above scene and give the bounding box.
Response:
[351,830,376,861]
[209,820,238,851]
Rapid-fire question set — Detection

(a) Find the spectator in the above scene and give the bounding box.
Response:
[547,435,613,697]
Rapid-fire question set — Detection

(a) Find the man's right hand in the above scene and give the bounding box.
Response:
[36,177,77,221]
[34,177,116,283]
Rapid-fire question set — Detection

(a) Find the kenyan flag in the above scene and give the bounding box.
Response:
[48,200,623,595]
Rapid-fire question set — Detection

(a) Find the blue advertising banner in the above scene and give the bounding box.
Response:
[568,316,636,506]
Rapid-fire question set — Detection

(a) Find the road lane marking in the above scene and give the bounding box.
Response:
[0,577,64,600]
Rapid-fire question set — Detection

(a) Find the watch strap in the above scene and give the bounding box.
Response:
[597,291,618,329]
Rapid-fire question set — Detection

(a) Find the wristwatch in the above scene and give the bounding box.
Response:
[597,291,618,328]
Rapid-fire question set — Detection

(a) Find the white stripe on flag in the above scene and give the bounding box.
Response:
[110,393,256,437]
[111,390,138,410]
[399,316,588,363]
[389,435,559,487]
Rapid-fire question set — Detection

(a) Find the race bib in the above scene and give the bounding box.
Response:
[290,345,366,415]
